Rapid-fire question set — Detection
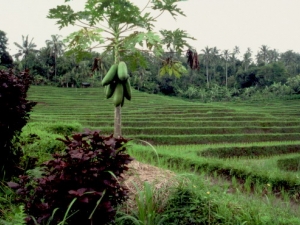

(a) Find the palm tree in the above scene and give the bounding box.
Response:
[202,46,212,88]
[268,49,279,63]
[46,35,65,80]
[211,47,220,82]
[14,35,38,69]
[242,47,252,71]
[256,45,269,65]
[231,46,240,75]
[222,49,230,87]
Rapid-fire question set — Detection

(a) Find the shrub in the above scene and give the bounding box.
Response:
[8,130,133,225]
[286,75,300,94]
[162,185,221,225]
[0,69,36,179]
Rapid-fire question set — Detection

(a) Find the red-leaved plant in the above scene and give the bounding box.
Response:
[0,69,36,179]
[8,130,133,225]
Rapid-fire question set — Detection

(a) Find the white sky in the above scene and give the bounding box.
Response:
[1,0,300,58]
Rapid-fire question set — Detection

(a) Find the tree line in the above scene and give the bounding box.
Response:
[1,30,299,101]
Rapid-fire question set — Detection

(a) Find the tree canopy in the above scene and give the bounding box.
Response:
[0,30,13,68]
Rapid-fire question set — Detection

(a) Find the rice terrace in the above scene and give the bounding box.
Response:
[23,85,300,224]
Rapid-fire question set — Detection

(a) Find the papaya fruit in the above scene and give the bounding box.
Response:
[123,79,132,101]
[113,83,124,107]
[102,64,118,86]
[105,82,117,99]
[121,95,125,107]
[117,61,129,81]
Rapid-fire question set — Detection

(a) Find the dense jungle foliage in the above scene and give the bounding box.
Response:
[1,30,299,102]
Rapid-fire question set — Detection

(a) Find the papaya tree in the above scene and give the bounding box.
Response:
[48,0,194,137]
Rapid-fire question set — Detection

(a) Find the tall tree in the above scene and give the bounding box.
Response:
[222,49,230,87]
[211,46,220,82]
[14,35,38,69]
[48,0,192,138]
[268,48,279,63]
[0,30,13,68]
[256,45,269,65]
[280,50,299,76]
[0,30,8,54]
[46,34,65,80]
[231,46,240,75]
[242,47,252,71]
[202,46,212,88]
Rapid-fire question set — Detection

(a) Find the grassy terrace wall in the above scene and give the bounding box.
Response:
[27,86,300,196]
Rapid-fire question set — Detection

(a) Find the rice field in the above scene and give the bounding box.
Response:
[27,86,300,197]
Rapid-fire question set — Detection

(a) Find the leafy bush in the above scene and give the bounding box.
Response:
[286,74,300,94]
[0,69,36,179]
[162,185,221,225]
[8,130,133,225]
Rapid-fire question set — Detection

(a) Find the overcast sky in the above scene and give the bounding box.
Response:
[1,0,300,58]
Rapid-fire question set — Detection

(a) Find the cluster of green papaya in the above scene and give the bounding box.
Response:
[102,61,132,107]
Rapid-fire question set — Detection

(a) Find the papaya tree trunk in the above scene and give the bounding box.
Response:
[114,105,122,137]
[113,24,122,138]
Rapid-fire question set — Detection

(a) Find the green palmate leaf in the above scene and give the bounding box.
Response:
[145,31,161,48]
[48,5,78,29]
[151,0,186,18]
[120,31,144,51]
[159,61,187,77]
[173,62,187,77]
[160,28,195,54]
[167,66,173,75]
[84,0,153,28]
[64,28,104,62]
[144,31,163,57]
[159,65,167,76]
[48,0,150,29]
[120,31,163,57]
[123,51,148,71]
[65,28,104,48]
[173,69,181,78]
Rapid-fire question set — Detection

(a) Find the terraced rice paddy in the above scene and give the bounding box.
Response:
[27,86,300,195]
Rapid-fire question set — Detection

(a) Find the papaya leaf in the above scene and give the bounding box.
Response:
[151,0,186,18]
[159,61,186,77]
[47,5,78,29]
[123,51,148,71]
[160,28,195,54]
[159,66,167,76]
[167,66,173,76]
[64,28,104,62]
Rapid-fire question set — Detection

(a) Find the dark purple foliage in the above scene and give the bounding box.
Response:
[9,130,133,225]
[0,69,36,179]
